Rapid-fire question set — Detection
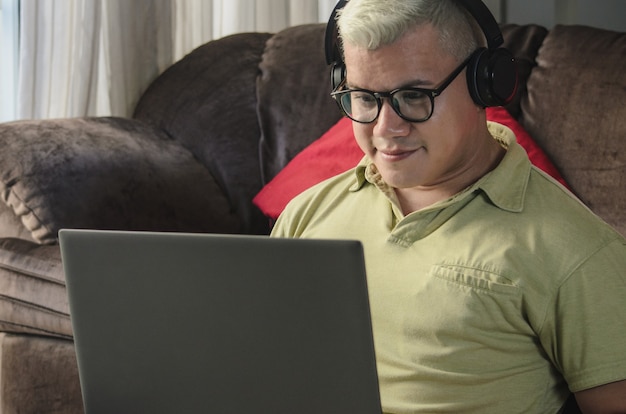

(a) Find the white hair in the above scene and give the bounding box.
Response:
[336,0,485,61]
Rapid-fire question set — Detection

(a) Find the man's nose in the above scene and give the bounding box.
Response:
[374,99,409,137]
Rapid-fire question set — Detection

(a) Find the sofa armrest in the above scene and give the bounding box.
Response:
[0,117,240,244]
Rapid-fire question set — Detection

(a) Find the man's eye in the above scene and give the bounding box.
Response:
[399,90,428,103]
[352,92,377,107]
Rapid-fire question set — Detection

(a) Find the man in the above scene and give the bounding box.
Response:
[271,0,626,412]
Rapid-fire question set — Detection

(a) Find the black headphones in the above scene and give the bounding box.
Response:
[324,0,518,108]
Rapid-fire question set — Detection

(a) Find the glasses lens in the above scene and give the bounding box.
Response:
[392,90,432,122]
[339,91,378,123]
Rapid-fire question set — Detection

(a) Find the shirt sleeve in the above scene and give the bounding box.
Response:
[539,237,626,392]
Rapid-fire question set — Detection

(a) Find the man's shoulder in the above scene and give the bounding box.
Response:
[284,166,362,210]
[523,166,625,250]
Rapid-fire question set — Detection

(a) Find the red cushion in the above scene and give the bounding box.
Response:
[253,107,568,219]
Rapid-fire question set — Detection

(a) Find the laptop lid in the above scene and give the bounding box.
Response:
[60,229,381,414]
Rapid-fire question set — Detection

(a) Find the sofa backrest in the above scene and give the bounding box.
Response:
[519,25,626,235]
[256,24,343,184]
[134,23,625,236]
[134,32,274,234]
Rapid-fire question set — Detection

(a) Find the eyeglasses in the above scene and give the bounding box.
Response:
[330,55,472,124]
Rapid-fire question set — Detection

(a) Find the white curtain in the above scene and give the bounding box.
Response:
[14,0,337,121]
[17,0,102,119]
[173,0,213,62]
[0,0,20,122]
[98,0,172,116]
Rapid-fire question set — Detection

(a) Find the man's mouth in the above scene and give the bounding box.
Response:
[377,147,421,161]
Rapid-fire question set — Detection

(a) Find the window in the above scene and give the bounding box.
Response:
[0,0,19,122]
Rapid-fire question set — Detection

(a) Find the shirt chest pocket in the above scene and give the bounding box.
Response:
[408,264,531,341]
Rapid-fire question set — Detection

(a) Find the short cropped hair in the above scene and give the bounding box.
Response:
[336,0,485,61]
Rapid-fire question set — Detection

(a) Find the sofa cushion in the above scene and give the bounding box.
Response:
[256,24,343,184]
[253,107,569,220]
[0,333,82,414]
[522,25,626,236]
[0,239,71,338]
[0,117,239,245]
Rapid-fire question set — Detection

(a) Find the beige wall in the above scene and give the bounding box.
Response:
[483,0,625,31]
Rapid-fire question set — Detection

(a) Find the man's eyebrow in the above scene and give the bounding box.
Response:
[345,78,435,91]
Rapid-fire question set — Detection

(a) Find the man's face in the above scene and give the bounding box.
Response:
[343,23,487,192]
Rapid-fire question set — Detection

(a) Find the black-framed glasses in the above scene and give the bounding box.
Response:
[331,55,472,124]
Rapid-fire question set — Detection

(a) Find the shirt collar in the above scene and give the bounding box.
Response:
[479,121,531,213]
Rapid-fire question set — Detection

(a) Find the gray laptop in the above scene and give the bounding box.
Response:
[59,229,381,414]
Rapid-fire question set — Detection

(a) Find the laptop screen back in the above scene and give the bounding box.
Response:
[60,229,381,414]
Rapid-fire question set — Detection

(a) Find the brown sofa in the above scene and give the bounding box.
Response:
[0,22,624,413]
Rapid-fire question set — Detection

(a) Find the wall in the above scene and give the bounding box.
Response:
[484,0,626,31]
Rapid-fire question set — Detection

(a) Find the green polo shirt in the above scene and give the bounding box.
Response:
[271,122,626,413]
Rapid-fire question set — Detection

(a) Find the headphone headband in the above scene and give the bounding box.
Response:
[324,0,348,66]
[460,0,503,49]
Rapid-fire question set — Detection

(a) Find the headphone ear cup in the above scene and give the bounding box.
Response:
[331,63,346,91]
[466,47,518,107]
